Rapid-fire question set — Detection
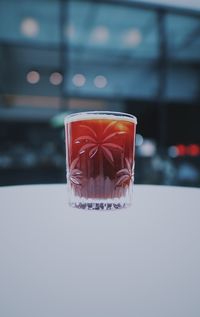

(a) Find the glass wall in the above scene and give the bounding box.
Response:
[0,0,199,186]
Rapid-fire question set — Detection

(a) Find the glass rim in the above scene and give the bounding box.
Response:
[64,111,137,125]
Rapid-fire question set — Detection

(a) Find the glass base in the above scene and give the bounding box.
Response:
[69,198,131,210]
[68,184,133,210]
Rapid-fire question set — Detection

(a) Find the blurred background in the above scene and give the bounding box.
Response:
[0,0,200,187]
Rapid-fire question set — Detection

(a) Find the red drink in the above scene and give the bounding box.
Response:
[65,112,137,209]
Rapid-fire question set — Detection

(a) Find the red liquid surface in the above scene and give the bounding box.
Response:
[66,117,136,199]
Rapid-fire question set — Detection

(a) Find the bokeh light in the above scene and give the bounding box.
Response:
[90,26,109,43]
[122,28,142,47]
[49,72,63,86]
[72,74,86,87]
[26,71,40,84]
[21,18,39,37]
[94,75,108,88]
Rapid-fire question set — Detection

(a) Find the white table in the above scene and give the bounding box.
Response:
[0,184,200,317]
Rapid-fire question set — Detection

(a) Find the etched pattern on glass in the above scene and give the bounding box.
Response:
[74,121,125,165]
[116,158,134,187]
[68,120,134,201]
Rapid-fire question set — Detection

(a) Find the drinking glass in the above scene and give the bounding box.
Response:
[65,111,137,210]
